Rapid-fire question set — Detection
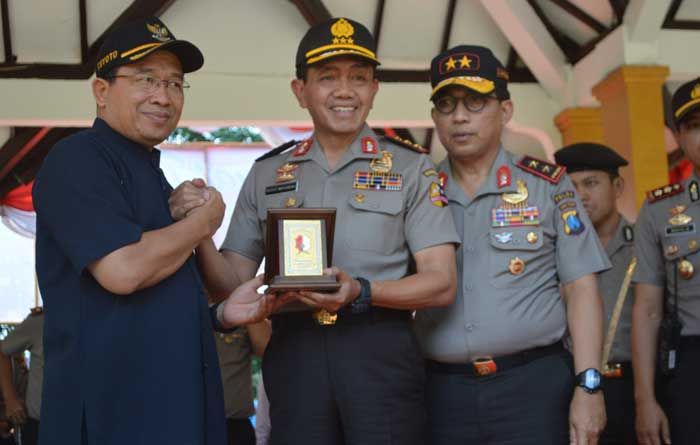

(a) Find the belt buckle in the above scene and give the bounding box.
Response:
[473,357,497,376]
[312,309,338,326]
[603,363,623,378]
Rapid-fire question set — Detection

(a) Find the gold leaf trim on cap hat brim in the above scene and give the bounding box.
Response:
[121,42,163,58]
[675,97,700,119]
[306,49,380,66]
[430,76,495,99]
[306,43,376,59]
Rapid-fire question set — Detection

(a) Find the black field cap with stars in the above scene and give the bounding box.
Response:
[672,77,700,126]
[554,142,629,175]
[95,17,204,78]
[430,45,510,100]
[296,17,380,75]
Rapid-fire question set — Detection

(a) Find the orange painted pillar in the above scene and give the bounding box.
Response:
[554,107,605,146]
[592,65,670,219]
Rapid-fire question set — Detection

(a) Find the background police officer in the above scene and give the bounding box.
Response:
[556,143,636,444]
[171,17,459,445]
[632,78,700,445]
[415,45,610,445]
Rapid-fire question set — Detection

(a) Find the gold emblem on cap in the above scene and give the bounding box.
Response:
[370,151,393,174]
[459,55,471,69]
[508,257,525,275]
[502,180,529,205]
[354,193,365,203]
[692,84,700,100]
[331,18,354,44]
[526,232,538,244]
[679,259,694,280]
[284,197,297,208]
[445,57,457,72]
[146,22,171,42]
[666,244,679,257]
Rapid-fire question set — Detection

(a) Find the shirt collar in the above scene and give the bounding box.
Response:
[439,146,515,205]
[605,215,632,257]
[291,124,382,171]
[93,118,161,166]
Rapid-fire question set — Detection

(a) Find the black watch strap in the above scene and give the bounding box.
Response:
[350,277,372,314]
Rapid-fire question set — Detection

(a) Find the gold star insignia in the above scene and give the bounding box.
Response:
[459,55,471,69]
[445,57,457,72]
[529,160,539,168]
[542,165,551,173]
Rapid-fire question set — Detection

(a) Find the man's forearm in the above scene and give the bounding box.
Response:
[195,239,242,301]
[564,275,604,372]
[632,284,664,402]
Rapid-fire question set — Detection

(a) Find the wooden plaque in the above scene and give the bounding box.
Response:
[264,208,341,292]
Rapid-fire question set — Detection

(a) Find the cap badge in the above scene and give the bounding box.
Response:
[331,18,354,44]
[146,22,171,42]
[369,150,393,173]
[692,84,700,100]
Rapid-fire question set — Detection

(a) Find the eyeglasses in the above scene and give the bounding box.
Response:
[433,94,496,114]
[106,73,189,95]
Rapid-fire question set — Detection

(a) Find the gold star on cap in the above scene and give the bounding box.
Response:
[459,55,471,69]
[445,57,457,72]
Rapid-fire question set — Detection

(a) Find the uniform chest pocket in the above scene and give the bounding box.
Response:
[344,192,404,253]
[662,233,700,289]
[488,227,544,289]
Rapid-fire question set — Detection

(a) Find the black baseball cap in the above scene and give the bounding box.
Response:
[95,17,204,78]
[295,17,380,76]
[554,142,629,175]
[429,45,510,100]
[672,77,700,126]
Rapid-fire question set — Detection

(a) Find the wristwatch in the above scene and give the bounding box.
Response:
[576,368,603,394]
[349,277,372,314]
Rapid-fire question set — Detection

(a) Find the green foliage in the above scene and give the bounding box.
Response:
[166,126,264,144]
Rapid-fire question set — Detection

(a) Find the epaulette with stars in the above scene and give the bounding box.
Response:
[255,140,298,163]
[516,155,565,184]
[646,183,683,203]
[382,135,429,154]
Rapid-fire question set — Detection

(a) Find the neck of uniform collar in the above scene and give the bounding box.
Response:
[93,118,161,165]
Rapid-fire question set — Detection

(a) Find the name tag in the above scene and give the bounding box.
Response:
[666,223,695,236]
[265,182,298,195]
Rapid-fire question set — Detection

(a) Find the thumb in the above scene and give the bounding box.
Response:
[192,177,207,188]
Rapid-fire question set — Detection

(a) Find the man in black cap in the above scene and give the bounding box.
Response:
[632,78,700,445]
[414,45,610,444]
[170,16,459,445]
[33,17,273,445]
[556,143,636,445]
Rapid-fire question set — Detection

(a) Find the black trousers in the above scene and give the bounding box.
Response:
[599,366,636,445]
[425,349,574,445]
[663,339,700,445]
[263,310,425,445]
[225,418,255,445]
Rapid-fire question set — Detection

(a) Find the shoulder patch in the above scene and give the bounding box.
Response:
[516,156,565,184]
[382,135,429,154]
[255,140,298,162]
[646,183,683,203]
[623,225,634,242]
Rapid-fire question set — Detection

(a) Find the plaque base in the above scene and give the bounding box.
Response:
[267,275,341,292]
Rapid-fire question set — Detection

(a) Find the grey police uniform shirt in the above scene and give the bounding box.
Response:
[221,125,460,292]
[0,312,43,420]
[213,328,254,420]
[633,173,700,336]
[414,148,610,363]
[599,218,635,363]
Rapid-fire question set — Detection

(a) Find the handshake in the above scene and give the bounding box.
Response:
[168,178,226,238]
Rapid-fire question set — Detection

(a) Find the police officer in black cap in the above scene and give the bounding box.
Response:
[169,17,459,445]
[556,143,636,445]
[632,78,700,445]
[415,45,610,444]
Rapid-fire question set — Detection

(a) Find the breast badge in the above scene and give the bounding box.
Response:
[492,180,540,227]
[669,205,692,226]
[508,257,525,275]
[276,163,298,183]
[679,259,694,280]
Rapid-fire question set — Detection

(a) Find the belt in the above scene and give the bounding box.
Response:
[271,307,411,330]
[602,361,632,379]
[426,342,564,377]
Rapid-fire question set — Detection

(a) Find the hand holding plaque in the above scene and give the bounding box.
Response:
[264,208,341,292]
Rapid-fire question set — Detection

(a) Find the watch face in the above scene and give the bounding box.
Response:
[584,369,601,389]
